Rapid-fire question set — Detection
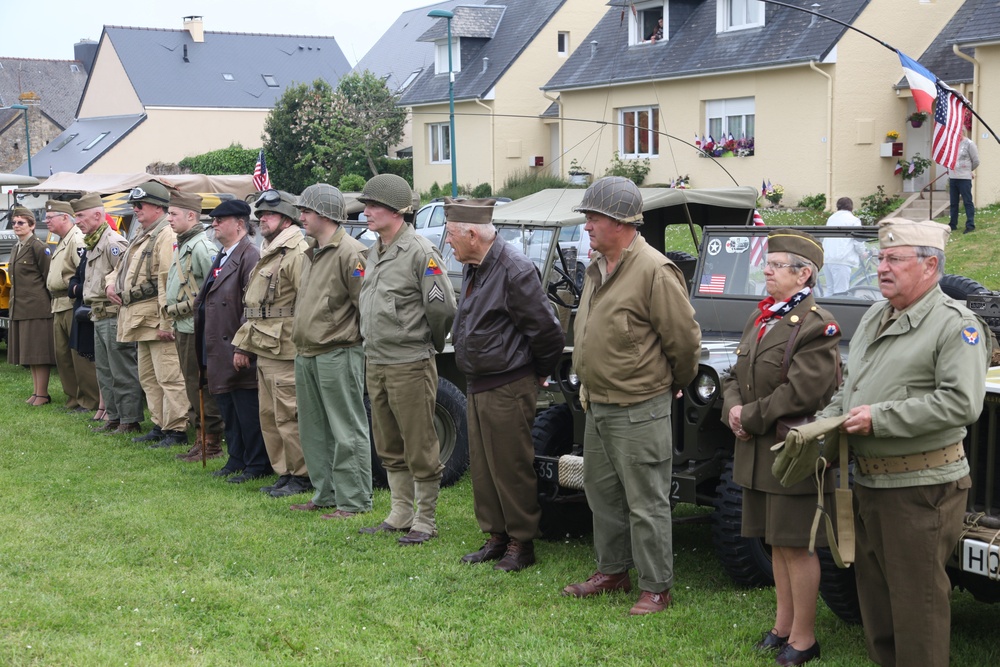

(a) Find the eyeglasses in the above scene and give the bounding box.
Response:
[44,215,68,223]
[764,261,801,271]
[876,253,924,266]
[11,219,30,226]
[255,189,281,205]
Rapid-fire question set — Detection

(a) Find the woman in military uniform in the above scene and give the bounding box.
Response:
[8,207,56,405]
[721,230,842,666]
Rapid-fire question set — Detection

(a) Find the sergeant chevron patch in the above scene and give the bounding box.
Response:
[428,282,445,303]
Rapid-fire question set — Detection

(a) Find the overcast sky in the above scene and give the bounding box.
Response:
[1,0,439,66]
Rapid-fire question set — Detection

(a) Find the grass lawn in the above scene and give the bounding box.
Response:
[2,360,1000,665]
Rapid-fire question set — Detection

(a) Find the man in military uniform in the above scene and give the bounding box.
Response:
[562,177,701,615]
[196,200,271,480]
[73,193,143,434]
[44,200,99,412]
[818,219,990,667]
[164,191,224,462]
[288,183,371,518]
[232,190,309,488]
[446,197,564,571]
[107,181,190,448]
[358,174,456,545]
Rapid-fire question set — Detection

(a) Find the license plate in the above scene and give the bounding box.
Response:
[533,456,559,482]
[0,316,9,330]
[961,538,1000,579]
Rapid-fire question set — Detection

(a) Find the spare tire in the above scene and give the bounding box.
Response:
[939,274,988,300]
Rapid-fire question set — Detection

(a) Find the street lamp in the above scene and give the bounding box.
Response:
[428,9,457,198]
[10,104,32,177]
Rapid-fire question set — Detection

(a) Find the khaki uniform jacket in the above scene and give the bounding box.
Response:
[720,293,841,495]
[573,233,700,407]
[46,225,85,314]
[818,286,990,488]
[111,216,176,341]
[83,224,128,320]
[359,223,456,364]
[165,226,217,335]
[291,226,367,357]
[232,225,306,361]
[10,235,52,321]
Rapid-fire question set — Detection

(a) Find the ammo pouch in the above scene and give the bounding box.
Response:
[89,301,116,320]
[74,305,93,322]
[166,300,194,319]
[122,281,158,305]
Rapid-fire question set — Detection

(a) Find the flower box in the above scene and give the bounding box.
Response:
[880,142,903,158]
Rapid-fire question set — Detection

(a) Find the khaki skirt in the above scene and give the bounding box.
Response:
[7,317,56,366]
[741,486,833,548]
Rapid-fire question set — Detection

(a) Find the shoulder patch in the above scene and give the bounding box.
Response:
[428,282,445,303]
[111,247,121,256]
[824,322,840,337]
[44,247,52,256]
[209,253,217,263]
[961,326,981,346]
[77,247,86,258]
[425,257,443,276]
[352,261,365,278]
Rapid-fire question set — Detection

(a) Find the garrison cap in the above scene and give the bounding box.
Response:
[127,180,171,207]
[71,193,104,213]
[45,200,75,216]
[169,191,203,213]
[574,176,644,225]
[878,219,949,251]
[444,197,496,224]
[12,206,35,222]
[208,199,251,218]
[767,229,825,270]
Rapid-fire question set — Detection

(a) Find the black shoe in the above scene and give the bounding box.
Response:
[227,472,271,484]
[270,475,313,497]
[754,630,789,652]
[149,430,189,449]
[964,227,976,234]
[776,641,820,666]
[212,468,242,478]
[132,427,164,443]
[261,474,293,494]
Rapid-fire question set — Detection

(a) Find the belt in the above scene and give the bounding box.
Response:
[244,306,294,319]
[50,290,69,299]
[855,442,965,475]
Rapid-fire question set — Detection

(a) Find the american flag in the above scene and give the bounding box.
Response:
[253,148,272,190]
[699,274,726,294]
[932,82,967,170]
[749,209,766,267]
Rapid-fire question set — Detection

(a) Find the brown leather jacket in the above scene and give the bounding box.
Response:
[452,238,565,394]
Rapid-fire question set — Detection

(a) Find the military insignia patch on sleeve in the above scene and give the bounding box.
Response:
[425,258,443,276]
[111,247,121,256]
[44,248,52,255]
[961,326,980,345]
[824,323,840,337]
[428,282,445,303]
[352,261,365,278]
[77,247,86,258]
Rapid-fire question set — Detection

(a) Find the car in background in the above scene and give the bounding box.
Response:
[415,197,512,248]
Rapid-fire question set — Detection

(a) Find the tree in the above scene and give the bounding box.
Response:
[261,74,406,194]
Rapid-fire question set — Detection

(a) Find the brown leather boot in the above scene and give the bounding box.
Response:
[494,539,535,572]
[176,434,203,460]
[461,533,509,564]
[562,571,632,598]
[180,433,223,462]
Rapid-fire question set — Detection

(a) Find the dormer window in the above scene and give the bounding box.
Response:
[628,1,666,46]
[262,74,279,87]
[717,0,765,32]
[399,69,421,92]
[434,38,462,74]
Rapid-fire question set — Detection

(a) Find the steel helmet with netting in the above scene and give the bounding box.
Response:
[297,183,346,223]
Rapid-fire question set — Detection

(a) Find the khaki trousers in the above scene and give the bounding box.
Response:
[854,478,969,667]
[467,374,541,542]
[257,356,306,477]
[52,309,99,409]
[137,339,189,431]
[174,331,223,435]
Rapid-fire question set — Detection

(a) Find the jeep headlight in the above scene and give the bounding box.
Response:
[691,371,719,405]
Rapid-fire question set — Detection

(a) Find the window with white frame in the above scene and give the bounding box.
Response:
[434,38,462,74]
[706,97,755,142]
[429,123,451,164]
[717,0,764,32]
[620,106,660,157]
[628,1,667,45]
[557,31,570,56]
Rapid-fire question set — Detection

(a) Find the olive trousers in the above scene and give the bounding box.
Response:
[93,316,143,424]
[583,392,674,593]
[257,356,306,477]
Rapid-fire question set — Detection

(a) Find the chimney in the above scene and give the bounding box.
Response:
[482,57,489,73]
[183,15,204,43]
[74,39,98,74]
[590,40,598,58]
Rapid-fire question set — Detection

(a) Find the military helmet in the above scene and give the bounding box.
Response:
[254,189,300,223]
[297,184,346,223]
[357,174,414,215]
[573,176,644,226]
[128,180,171,208]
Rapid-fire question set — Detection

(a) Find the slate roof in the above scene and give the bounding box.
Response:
[96,26,351,110]
[13,115,146,176]
[904,0,980,87]
[399,0,567,106]
[0,58,88,128]
[418,6,505,41]
[543,0,869,91]
[950,0,1000,45]
[353,0,466,94]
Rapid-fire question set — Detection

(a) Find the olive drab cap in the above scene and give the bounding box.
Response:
[169,191,203,213]
[71,192,104,212]
[297,183,347,223]
[127,180,171,207]
[358,174,414,215]
[878,219,950,251]
[443,197,496,224]
[767,229,825,270]
[45,200,75,216]
[573,176,644,225]
[254,189,301,223]
[12,206,34,222]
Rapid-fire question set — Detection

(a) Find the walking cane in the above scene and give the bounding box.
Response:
[199,386,207,468]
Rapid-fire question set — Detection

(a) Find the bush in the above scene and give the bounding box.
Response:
[471,183,492,198]
[603,151,651,185]
[373,156,413,186]
[178,144,260,175]
[857,185,901,225]
[798,193,827,211]
[496,170,570,200]
[339,174,367,193]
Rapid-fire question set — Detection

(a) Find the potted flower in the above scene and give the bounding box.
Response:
[907,111,928,128]
[568,158,590,186]
[898,153,932,180]
[765,183,784,206]
[885,130,900,142]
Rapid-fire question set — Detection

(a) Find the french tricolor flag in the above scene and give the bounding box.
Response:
[897,51,937,115]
